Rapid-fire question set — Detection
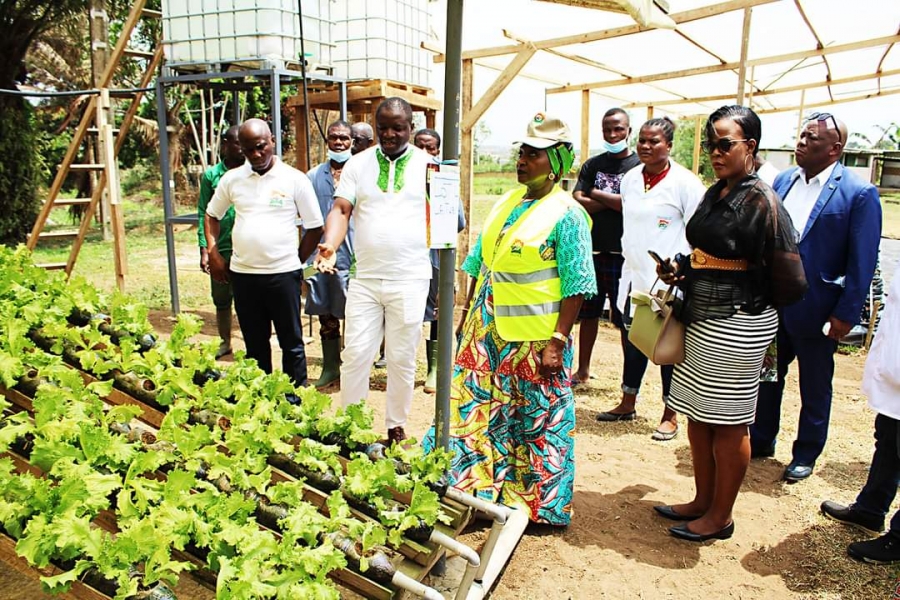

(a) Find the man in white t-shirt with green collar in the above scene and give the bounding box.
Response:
[206,118,324,387]
[315,97,432,444]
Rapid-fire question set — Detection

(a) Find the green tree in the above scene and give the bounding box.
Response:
[671,117,714,184]
[0,0,87,244]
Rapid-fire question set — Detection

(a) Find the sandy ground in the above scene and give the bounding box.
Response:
[1,312,896,600]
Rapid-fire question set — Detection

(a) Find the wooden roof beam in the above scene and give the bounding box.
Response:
[461,43,537,132]
[621,67,900,108]
[754,87,900,115]
[433,0,779,63]
[502,29,691,103]
[546,33,900,93]
[875,26,900,93]
[794,0,833,102]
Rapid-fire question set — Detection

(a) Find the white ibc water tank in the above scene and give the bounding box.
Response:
[161,0,333,71]
[332,0,432,87]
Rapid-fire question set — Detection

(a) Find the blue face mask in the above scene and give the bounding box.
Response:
[603,138,628,154]
[328,148,352,164]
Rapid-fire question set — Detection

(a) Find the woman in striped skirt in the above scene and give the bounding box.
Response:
[652,105,800,542]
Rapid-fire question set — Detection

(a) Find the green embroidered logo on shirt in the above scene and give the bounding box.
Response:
[376,147,413,193]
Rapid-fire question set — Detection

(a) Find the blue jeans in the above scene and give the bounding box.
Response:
[855,413,900,535]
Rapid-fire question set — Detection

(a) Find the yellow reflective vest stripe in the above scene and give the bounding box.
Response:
[479,185,590,342]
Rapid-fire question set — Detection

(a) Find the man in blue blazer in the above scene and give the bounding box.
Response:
[751,113,882,482]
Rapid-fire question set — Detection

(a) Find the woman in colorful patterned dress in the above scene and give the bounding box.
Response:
[445,114,596,526]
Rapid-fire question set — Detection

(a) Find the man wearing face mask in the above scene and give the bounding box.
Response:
[572,108,640,386]
[305,120,355,389]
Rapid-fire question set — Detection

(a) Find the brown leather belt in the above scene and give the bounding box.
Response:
[690,248,749,271]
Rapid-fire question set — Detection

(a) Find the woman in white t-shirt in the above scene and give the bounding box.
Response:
[595,117,705,441]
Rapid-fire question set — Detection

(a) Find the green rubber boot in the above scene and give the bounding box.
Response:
[314,337,341,389]
[215,309,233,359]
[424,340,437,394]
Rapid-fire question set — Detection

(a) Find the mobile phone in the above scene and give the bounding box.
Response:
[648,250,674,274]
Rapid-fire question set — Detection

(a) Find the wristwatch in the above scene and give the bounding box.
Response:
[550,331,567,343]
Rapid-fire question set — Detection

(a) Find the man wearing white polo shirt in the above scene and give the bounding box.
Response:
[315,97,432,443]
[206,118,324,386]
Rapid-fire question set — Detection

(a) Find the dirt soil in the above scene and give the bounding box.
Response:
[2,313,897,600]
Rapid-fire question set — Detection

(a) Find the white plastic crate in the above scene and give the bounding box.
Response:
[331,0,432,87]
[161,0,333,71]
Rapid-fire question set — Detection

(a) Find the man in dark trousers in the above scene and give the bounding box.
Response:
[751,112,882,482]
[197,124,243,358]
[305,120,354,389]
[572,108,640,388]
[205,119,324,386]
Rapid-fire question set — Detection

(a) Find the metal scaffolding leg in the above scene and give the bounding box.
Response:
[157,79,180,314]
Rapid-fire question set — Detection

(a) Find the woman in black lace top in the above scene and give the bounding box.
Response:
[652,105,799,543]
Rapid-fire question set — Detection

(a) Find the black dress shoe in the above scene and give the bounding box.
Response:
[783,462,814,482]
[821,501,884,535]
[596,410,636,422]
[654,505,700,521]
[750,444,775,459]
[848,533,900,565]
[669,521,734,542]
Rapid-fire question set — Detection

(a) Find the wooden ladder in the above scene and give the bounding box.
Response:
[26,0,163,289]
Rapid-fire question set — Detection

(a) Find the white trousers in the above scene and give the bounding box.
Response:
[341,278,430,429]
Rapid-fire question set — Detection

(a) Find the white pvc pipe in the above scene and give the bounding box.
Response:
[429,530,480,567]
[444,487,512,524]
[391,570,444,600]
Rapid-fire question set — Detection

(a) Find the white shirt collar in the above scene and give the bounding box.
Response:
[791,160,837,186]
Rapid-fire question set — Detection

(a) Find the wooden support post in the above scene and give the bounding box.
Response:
[747,65,756,107]
[457,58,474,305]
[425,110,436,130]
[865,301,881,350]
[692,117,702,175]
[796,89,806,142]
[647,105,654,120]
[736,7,752,103]
[90,0,112,241]
[581,89,590,164]
[98,89,126,290]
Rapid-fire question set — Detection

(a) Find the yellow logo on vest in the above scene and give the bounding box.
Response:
[540,242,555,261]
[510,239,524,256]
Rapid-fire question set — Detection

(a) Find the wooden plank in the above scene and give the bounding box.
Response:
[434,0,779,63]
[461,44,536,133]
[735,7,752,103]
[581,90,590,164]
[0,534,110,600]
[692,117,702,176]
[456,59,475,306]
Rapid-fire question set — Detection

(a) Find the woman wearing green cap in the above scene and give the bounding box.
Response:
[442,113,596,526]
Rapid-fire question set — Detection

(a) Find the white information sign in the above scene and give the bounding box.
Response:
[429,166,461,249]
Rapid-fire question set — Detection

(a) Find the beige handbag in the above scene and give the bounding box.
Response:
[628,285,684,365]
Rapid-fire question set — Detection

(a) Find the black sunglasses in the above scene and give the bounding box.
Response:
[806,112,844,145]
[703,138,748,154]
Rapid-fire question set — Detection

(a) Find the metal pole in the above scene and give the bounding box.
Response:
[272,71,282,155]
[157,79,180,314]
[232,89,240,123]
[297,0,313,171]
[338,81,347,121]
[435,0,464,451]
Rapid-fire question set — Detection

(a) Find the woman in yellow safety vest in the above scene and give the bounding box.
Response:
[446,113,596,526]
